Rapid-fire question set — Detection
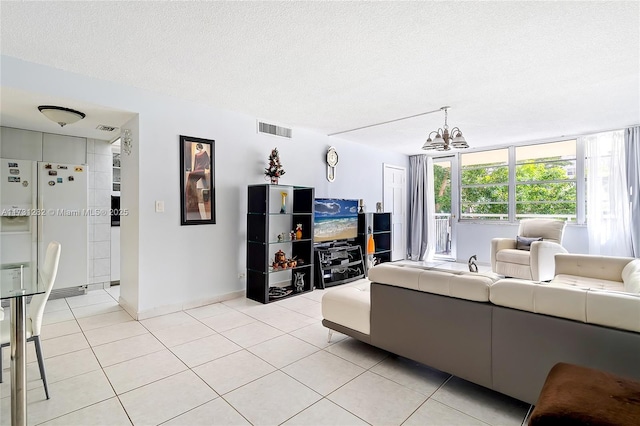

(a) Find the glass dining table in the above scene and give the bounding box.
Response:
[1,262,44,426]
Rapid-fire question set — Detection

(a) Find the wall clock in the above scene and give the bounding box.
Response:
[326,146,339,182]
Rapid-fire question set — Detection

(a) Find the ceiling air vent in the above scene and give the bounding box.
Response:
[257,121,292,138]
[96,124,118,132]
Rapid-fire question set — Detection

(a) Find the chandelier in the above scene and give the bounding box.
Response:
[421,106,468,151]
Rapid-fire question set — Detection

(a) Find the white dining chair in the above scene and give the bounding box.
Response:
[0,241,61,399]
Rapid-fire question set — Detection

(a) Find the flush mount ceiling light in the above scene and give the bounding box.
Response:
[422,106,468,151]
[37,105,86,127]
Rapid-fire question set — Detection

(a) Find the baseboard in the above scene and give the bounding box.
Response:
[118,296,139,320]
[50,286,87,300]
[136,302,184,320]
[182,289,246,310]
[135,289,246,320]
[86,282,110,291]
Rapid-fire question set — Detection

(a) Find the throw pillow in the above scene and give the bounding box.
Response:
[516,236,543,251]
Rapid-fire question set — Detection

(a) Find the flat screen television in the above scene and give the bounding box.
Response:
[314,198,359,243]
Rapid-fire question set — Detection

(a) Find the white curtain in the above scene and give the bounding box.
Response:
[625,126,640,257]
[408,155,436,261]
[583,130,633,256]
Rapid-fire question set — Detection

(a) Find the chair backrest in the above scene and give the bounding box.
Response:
[518,219,566,244]
[29,241,61,336]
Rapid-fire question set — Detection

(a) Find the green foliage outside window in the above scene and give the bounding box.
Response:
[433,156,577,220]
[433,164,451,213]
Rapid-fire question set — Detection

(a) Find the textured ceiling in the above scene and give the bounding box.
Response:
[1,1,638,154]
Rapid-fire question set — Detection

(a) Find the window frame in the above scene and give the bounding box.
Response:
[457,139,585,224]
[459,148,510,221]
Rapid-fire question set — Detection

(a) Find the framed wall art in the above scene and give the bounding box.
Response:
[180,135,215,225]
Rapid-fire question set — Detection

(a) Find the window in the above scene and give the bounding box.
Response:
[515,140,577,221]
[459,140,579,222]
[460,149,509,220]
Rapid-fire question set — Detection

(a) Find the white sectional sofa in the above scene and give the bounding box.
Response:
[492,254,640,333]
[321,258,640,404]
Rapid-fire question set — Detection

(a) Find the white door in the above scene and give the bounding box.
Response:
[383,164,406,261]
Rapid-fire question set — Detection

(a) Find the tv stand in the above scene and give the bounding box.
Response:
[314,244,365,289]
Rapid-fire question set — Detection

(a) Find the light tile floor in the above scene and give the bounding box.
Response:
[0,261,532,426]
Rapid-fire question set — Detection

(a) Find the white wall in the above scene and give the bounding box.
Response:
[1,56,409,317]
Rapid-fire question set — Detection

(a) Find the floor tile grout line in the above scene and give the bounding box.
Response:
[73,302,191,416]
[425,399,494,425]
[64,290,118,310]
[20,295,131,425]
[319,342,390,371]
[29,288,530,426]
[217,394,261,426]
[276,397,374,426]
[366,367,450,399]
[155,395,245,426]
[175,346,245,370]
[0,347,102,390]
[428,375,522,426]
[26,295,244,424]
[31,395,127,426]
[394,371,457,426]
[247,348,324,372]
[80,301,217,424]
[278,358,367,400]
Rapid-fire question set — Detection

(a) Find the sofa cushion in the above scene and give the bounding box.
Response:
[367,263,422,291]
[586,289,640,333]
[492,279,587,322]
[321,279,371,335]
[368,263,496,302]
[621,259,640,294]
[535,284,587,323]
[489,278,536,312]
[496,248,531,266]
[491,278,640,332]
[516,236,542,251]
[551,274,625,292]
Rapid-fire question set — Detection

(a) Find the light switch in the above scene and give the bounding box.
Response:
[155,200,164,213]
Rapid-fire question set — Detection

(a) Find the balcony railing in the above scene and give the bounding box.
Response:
[435,213,451,255]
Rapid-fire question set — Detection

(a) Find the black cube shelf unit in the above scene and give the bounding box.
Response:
[357,212,392,271]
[246,184,315,304]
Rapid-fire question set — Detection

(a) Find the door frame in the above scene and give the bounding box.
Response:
[432,155,459,260]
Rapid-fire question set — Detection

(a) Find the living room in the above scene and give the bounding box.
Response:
[1,1,639,425]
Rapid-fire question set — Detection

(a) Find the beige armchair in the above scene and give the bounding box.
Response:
[491,219,568,282]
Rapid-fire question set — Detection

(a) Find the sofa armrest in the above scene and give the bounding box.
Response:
[554,253,633,282]
[491,238,517,271]
[530,241,568,282]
